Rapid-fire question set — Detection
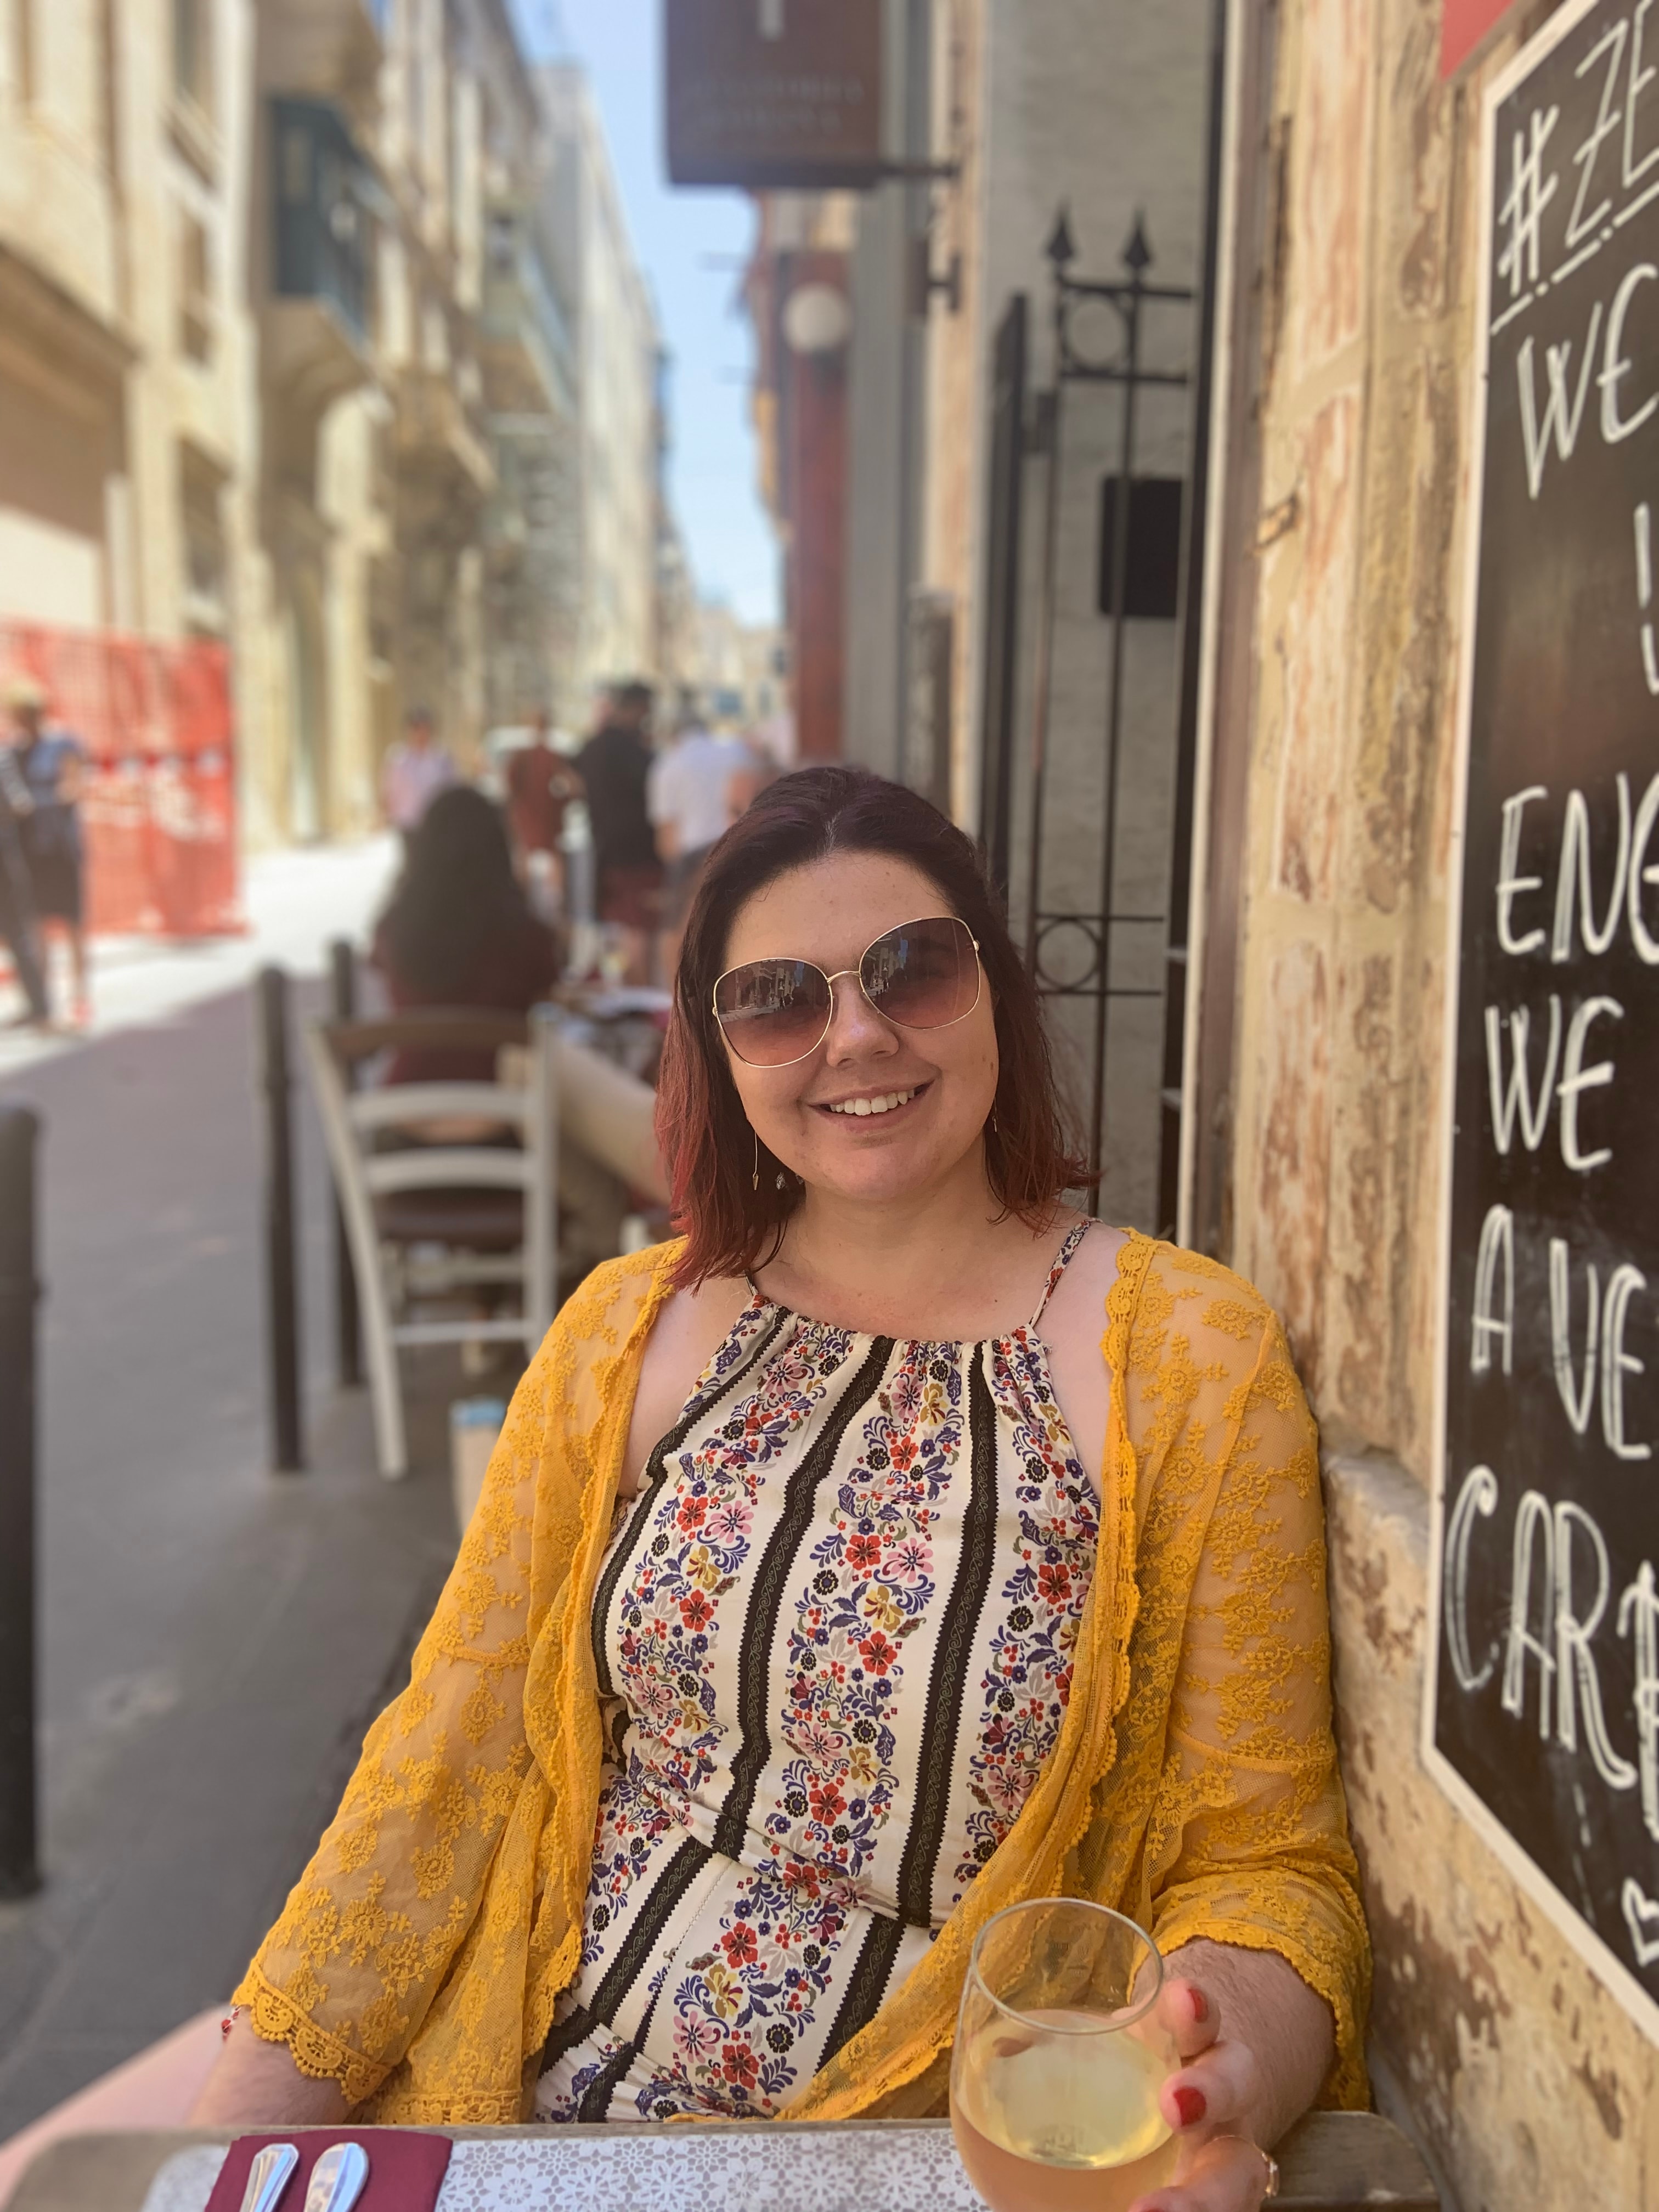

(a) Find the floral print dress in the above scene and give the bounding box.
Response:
[535,1222,1100,2123]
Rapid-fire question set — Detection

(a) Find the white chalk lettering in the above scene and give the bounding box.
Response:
[1554,1500,1640,1788]
[1553,777,1633,959]
[1618,1561,1659,1841]
[1498,785,1550,953]
[1601,1264,1652,1460]
[1571,21,1630,246]
[1638,506,1659,695]
[1471,1204,1516,1376]
[1558,995,1624,1171]
[1601,263,1659,443]
[1551,1237,1601,1434]
[1518,303,1604,498]
[1499,104,1561,300]
[1629,773,1659,958]
[1446,1465,1500,1692]
[1629,1,1659,187]
[1485,995,1561,1152]
[1504,1489,1558,1737]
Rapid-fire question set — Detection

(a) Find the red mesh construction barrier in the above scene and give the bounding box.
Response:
[1,622,242,937]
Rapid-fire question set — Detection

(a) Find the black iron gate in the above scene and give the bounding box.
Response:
[977,296,1027,904]
[977,0,1227,1231]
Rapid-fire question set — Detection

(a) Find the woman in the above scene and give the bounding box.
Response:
[372,784,560,1083]
[197,769,1368,2211]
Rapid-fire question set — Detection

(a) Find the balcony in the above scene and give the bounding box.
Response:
[479,208,575,419]
[261,0,382,108]
[263,97,375,415]
[393,366,496,526]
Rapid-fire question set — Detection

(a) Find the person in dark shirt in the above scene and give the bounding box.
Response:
[575,680,660,981]
[0,729,48,1027]
[372,785,560,1085]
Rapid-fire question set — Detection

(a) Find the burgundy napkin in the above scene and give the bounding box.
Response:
[204,2129,452,2212]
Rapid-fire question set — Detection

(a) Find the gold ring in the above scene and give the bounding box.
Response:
[1213,2136,1279,2202]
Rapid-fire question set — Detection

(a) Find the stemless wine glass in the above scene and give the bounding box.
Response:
[950,1898,1181,2212]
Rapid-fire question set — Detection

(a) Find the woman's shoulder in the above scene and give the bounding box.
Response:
[554,1239,685,1335]
[1104,1229,1289,1372]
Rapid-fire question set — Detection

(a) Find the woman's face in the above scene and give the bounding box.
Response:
[718,851,998,1210]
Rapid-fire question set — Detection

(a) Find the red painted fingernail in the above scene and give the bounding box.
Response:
[1189,1987,1209,2023]
[1173,2085,1206,2128]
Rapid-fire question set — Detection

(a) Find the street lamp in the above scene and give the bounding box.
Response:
[780,281,851,356]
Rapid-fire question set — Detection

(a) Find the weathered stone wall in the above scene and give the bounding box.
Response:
[1226,0,1659,2200]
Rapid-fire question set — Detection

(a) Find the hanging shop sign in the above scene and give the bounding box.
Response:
[1428,0,1659,2040]
[664,0,885,189]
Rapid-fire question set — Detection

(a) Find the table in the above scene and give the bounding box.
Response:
[7,2112,1437,2211]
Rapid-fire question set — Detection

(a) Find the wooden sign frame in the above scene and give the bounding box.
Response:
[1424,0,1659,2045]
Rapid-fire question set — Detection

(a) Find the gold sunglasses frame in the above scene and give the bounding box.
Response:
[711,913,983,1069]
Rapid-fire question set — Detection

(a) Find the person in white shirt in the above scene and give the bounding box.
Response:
[647,712,755,979]
[381,707,458,842]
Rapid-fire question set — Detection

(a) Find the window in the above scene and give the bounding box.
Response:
[179,212,213,362]
[173,0,211,113]
[179,446,228,634]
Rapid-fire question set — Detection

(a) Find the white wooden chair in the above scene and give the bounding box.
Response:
[306,1006,558,1479]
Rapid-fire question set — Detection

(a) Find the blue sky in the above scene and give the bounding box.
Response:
[512,1,780,627]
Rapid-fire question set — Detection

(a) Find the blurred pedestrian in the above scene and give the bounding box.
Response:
[647,704,753,983]
[372,786,561,1085]
[0,735,48,1027]
[505,707,583,914]
[575,680,659,984]
[8,676,89,1025]
[380,705,457,845]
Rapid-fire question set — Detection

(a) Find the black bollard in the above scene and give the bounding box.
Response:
[329,939,362,1389]
[258,966,303,1471]
[0,1104,41,1897]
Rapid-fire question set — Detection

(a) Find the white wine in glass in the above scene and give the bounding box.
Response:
[951,1899,1180,2212]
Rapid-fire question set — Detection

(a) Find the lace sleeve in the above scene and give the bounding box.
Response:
[1141,1310,1371,2109]
[233,1337,554,2105]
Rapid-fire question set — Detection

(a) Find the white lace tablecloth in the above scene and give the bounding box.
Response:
[140,2123,989,2212]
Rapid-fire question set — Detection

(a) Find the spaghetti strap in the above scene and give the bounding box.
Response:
[1028,1220,1093,1331]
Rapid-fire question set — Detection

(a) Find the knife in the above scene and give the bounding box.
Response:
[236,2144,299,2212]
[301,2141,371,2212]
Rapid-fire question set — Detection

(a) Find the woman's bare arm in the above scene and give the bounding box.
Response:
[187,2015,352,2126]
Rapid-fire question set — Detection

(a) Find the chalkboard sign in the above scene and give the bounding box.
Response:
[1427,0,1659,2039]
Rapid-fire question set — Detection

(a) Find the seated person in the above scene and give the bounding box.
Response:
[372,784,561,1091]
[196,769,1368,2212]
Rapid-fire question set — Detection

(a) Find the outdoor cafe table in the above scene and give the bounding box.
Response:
[7,2112,1437,2211]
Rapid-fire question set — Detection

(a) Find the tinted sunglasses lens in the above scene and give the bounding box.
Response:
[861,917,979,1029]
[715,960,832,1065]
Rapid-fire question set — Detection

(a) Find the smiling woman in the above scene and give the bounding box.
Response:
[658,769,1084,1305]
[196,768,1369,2212]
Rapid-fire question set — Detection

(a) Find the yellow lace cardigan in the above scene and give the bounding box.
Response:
[236,1231,1370,2124]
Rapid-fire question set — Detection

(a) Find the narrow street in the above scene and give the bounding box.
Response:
[0,853,468,2134]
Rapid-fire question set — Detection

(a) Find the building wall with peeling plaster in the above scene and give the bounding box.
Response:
[1219,0,1659,2202]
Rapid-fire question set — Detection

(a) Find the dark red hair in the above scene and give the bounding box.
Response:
[654,765,1087,1288]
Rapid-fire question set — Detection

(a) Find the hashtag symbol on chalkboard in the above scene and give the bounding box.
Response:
[1497,104,1561,300]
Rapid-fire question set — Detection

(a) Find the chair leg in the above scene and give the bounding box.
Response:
[359,1248,409,1479]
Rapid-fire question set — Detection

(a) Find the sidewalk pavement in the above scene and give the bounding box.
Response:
[0,839,484,2138]
[0,835,403,1082]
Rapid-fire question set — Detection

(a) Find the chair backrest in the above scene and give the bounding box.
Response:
[306,1005,559,1341]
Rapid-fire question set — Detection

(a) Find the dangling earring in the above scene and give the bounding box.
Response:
[752,1130,760,1193]
[990,1105,1001,1136]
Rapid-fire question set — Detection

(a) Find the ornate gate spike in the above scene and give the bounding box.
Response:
[1045,204,1077,269]
[1122,212,1153,274]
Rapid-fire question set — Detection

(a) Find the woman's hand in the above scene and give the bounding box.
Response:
[1126,1940,1333,2212]
[1122,1975,1273,2211]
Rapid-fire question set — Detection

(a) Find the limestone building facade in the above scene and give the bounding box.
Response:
[0,0,675,851]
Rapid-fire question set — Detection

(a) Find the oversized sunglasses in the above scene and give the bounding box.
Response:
[713,914,983,1069]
